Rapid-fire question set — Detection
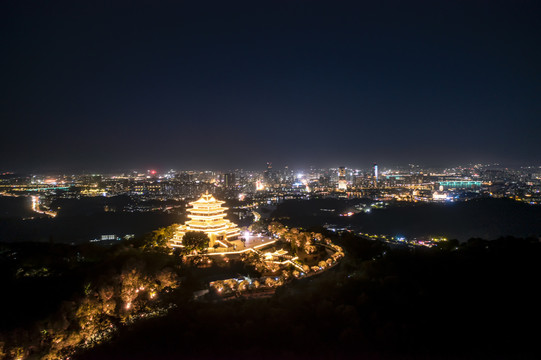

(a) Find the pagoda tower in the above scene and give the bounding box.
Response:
[170,191,240,249]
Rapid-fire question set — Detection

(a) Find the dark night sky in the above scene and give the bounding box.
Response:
[1,1,540,172]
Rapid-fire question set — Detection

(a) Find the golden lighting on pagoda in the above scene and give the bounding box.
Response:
[170,192,241,249]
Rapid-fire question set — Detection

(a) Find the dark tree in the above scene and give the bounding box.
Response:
[182,231,210,254]
[141,224,179,250]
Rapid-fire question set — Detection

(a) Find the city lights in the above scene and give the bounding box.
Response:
[1,1,538,359]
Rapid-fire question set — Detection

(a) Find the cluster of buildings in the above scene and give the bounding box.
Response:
[253,163,541,204]
[1,164,540,212]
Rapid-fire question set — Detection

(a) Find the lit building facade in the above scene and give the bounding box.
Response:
[170,192,240,249]
[373,163,379,187]
[337,166,347,190]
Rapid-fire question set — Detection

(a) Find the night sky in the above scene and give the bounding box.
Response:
[1,1,540,172]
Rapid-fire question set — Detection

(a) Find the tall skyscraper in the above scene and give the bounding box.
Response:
[264,162,272,181]
[338,166,347,190]
[223,173,235,188]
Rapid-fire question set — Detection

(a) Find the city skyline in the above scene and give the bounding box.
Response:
[2,1,540,172]
[2,161,540,176]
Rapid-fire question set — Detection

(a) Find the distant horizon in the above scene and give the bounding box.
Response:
[2,160,540,175]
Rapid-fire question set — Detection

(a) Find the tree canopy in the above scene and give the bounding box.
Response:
[141,224,179,251]
[182,231,210,254]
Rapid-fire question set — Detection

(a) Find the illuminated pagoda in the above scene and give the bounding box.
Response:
[170,191,240,249]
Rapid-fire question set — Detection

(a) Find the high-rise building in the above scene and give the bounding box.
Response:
[283,165,293,181]
[319,175,331,187]
[264,162,276,186]
[223,173,235,188]
[338,166,347,190]
[374,163,379,187]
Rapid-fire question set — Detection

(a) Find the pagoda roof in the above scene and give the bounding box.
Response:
[189,191,225,206]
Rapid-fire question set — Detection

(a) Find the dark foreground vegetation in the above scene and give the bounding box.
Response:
[1,229,540,359]
[0,230,253,359]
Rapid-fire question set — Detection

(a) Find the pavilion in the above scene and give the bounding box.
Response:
[170,192,241,249]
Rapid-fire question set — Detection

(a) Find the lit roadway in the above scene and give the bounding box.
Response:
[242,233,274,249]
[31,195,57,217]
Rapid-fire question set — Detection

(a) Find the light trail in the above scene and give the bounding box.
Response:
[30,196,57,217]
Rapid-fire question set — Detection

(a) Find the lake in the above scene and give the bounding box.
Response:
[0,195,184,244]
[272,198,541,241]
